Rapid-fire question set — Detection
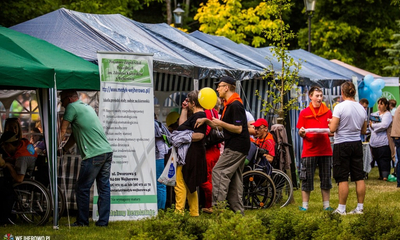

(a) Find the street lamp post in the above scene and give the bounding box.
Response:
[304,0,316,52]
[173,3,185,27]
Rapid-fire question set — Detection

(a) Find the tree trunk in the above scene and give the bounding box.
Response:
[166,0,172,25]
[277,110,284,124]
[185,0,190,20]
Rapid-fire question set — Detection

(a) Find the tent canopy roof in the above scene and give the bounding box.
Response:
[1,26,100,90]
[330,59,381,78]
[11,8,363,87]
[11,8,261,80]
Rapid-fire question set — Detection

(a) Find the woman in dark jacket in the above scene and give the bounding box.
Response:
[175,90,207,216]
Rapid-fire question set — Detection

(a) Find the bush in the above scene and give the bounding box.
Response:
[349,206,400,240]
[129,207,211,240]
[204,209,267,239]
[128,197,400,239]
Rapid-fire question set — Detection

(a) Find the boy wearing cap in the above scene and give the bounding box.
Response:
[251,118,275,163]
[297,86,333,211]
[195,76,250,215]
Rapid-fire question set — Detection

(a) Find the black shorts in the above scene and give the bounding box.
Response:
[333,141,364,183]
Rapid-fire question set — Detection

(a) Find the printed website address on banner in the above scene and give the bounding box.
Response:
[111,188,151,192]
[104,109,144,114]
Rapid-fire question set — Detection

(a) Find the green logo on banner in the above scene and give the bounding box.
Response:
[101,58,151,83]
[382,91,396,100]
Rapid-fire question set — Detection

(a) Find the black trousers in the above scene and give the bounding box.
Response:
[371,145,391,179]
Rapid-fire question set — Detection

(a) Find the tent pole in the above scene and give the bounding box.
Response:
[193,67,199,91]
[50,87,59,229]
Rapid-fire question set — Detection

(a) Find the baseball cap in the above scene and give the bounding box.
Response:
[251,118,268,128]
[214,76,236,86]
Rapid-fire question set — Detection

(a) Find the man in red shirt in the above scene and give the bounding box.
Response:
[251,118,275,163]
[297,86,333,211]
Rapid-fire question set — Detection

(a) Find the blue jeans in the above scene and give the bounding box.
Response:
[76,152,112,226]
[394,138,400,187]
[156,159,166,209]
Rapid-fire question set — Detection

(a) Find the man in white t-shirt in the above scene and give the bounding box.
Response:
[246,111,256,137]
[328,82,367,215]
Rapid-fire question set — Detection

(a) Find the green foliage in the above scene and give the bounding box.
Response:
[66,0,161,17]
[0,0,162,27]
[204,210,267,239]
[129,207,210,239]
[194,0,281,47]
[258,0,301,120]
[349,206,400,240]
[0,0,60,27]
[5,168,400,239]
[298,18,361,64]
[384,20,400,77]
[297,0,400,76]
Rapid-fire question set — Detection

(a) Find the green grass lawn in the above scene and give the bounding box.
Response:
[2,167,400,240]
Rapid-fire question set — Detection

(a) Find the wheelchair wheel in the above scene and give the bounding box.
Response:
[271,169,293,208]
[47,185,66,219]
[11,180,51,226]
[242,170,276,209]
[57,185,66,218]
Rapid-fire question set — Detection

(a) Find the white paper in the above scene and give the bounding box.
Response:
[304,128,330,134]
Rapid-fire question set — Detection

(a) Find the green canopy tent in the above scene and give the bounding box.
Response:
[0,26,99,228]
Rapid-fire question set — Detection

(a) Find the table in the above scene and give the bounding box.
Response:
[363,142,372,173]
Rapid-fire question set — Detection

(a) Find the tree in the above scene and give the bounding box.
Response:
[384,20,400,77]
[194,0,279,47]
[297,0,400,76]
[256,0,300,123]
[0,0,162,27]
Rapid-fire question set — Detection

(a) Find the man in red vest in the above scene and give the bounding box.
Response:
[297,86,333,212]
[251,118,275,163]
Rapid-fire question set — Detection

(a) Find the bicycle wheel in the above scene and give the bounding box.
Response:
[271,169,293,208]
[12,180,52,226]
[242,170,276,209]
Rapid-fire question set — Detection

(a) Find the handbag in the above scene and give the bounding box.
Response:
[158,147,177,186]
[205,110,224,148]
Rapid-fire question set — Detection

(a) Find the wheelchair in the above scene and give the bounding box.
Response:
[242,142,293,209]
[8,155,66,226]
[9,178,52,225]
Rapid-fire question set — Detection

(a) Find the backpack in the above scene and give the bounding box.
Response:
[205,109,224,148]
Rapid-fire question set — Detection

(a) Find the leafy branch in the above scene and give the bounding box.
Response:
[257,0,301,122]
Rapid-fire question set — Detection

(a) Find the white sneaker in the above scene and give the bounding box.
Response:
[348,208,363,214]
[332,208,346,216]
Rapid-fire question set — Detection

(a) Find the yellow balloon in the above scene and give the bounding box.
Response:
[198,87,218,110]
[166,111,180,127]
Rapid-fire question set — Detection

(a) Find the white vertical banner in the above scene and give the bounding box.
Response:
[96,52,156,221]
